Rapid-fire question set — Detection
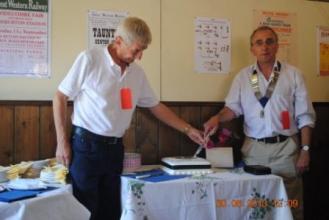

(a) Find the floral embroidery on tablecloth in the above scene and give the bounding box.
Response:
[248,188,276,219]
[191,181,209,199]
[122,180,148,220]
[190,175,222,199]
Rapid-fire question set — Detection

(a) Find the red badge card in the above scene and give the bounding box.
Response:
[120,88,132,110]
[281,111,290,130]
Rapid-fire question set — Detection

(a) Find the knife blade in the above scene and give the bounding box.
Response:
[193,145,203,157]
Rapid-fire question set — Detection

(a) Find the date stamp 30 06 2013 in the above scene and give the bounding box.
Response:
[216,198,299,209]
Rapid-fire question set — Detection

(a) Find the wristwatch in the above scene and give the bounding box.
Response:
[302,145,310,151]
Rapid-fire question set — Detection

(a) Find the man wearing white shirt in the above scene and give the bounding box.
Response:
[53,17,205,220]
[204,26,315,220]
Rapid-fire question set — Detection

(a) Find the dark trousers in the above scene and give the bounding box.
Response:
[70,126,124,220]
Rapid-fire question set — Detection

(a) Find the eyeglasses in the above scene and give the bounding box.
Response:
[252,38,277,47]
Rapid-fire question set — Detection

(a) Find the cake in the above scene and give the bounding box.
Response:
[161,157,212,175]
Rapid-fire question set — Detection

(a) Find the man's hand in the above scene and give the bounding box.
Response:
[56,141,72,168]
[296,150,310,174]
[185,126,206,146]
[203,115,220,138]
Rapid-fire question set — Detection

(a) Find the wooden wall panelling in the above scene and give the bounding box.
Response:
[66,104,74,137]
[40,105,56,159]
[0,101,328,220]
[14,106,39,163]
[200,105,222,123]
[136,108,158,164]
[123,111,137,152]
[303,104,329,220]
[179,105,201,156]
[158,106,181,159]
[40,102,73,160]
[0,105,14,165]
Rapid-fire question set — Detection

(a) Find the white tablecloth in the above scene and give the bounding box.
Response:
[0,185,90,220]
[121,169,293,220]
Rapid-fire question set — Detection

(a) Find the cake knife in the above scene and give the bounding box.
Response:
[193,127,216,158]
[193,145,203,157]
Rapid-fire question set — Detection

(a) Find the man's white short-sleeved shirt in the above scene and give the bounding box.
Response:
[58,46,159,137]
[225,61,316,138]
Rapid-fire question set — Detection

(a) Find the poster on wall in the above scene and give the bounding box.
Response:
[317,26,329,76]
[87,10,128,49]
[0,0,50,77]
[253,10,297,66]
[194,17,231,74]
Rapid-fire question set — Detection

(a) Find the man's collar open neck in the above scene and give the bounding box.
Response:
[254,60,280,80]
[107,44,129,73]
[257,59,276,72]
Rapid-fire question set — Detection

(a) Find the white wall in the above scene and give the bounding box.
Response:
[0,0,160,100]
[161,0,329,101]
[1,0,329,101]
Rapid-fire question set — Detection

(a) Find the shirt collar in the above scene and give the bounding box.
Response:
[252,60,281,75]
[104,46,131,78]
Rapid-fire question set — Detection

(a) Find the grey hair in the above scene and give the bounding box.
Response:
[114,17,152,47]
[250,26,278,47]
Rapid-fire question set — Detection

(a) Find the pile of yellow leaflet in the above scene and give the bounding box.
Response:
[6,165,20,180]
[0,158,68,184]
[7,161,34,180]
[22,160,48,178]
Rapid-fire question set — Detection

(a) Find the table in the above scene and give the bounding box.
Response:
[0,185,90,220]
[121,168,293,220]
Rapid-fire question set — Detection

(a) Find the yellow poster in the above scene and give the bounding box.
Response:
[317,26,329,76]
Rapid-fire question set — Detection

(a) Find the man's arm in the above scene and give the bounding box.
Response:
[296,126,312,174]
[149,103,205,145]
[203,106,236,136]
[53,90,71,167]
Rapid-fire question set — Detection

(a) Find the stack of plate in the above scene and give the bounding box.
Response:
[7,178,47,190]
[40,170,56,183]
[0,166,9,183]
[40,164,68,184]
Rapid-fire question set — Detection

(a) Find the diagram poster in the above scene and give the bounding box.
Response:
[253,10,297,66]
[194,17,231,74]
[0,0,50,77]
[88,10,127,49]
[317,26,329,76]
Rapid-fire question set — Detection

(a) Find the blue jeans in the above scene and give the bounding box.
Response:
[70,126,124,220]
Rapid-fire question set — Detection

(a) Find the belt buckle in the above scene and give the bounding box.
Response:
[108,137,118,144]
[276,136,280,143]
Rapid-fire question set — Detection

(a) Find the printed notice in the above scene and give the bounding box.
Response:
[317,26,329,76]
[0,0,50,77]
[88,10,128,49]
[194,17,231,74]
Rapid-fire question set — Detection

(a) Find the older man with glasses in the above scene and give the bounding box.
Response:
[204,26,315,220]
